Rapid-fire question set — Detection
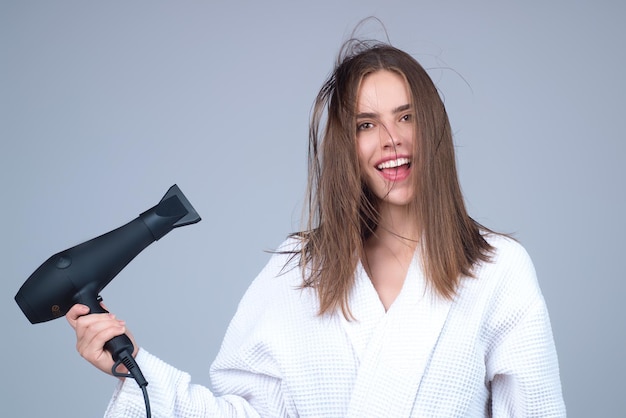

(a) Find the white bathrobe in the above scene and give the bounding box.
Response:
[105,234,566,417]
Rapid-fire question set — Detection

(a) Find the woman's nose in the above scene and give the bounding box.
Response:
[381,124,401,148]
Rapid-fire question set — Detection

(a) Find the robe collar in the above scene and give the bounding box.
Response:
[341,252,453,417]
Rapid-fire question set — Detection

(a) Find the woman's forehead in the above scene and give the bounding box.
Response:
[356,70,411,114]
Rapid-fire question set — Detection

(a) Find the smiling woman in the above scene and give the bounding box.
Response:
[356,70,415,208]
[66,37,566,418]
[356,69,419,310]
[301,42,498,315]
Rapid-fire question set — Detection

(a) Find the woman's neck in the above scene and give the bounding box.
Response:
[362,203,420,311]
[369,203,420,254]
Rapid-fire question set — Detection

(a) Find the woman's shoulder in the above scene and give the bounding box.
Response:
[474,232,544,308]
[239,236,305,299]
[217,237,314,347]
[262,236,303,276]
[274,235,304,254]
[482,232,534,271]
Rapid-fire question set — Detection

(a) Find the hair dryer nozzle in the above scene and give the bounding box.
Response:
[162,184,201,228]
[139,184,202,241]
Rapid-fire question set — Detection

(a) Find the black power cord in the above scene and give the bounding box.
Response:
[112,348,151,418]
[91,297,151,417]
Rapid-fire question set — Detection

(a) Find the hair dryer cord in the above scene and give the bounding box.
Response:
[112,348,151,418]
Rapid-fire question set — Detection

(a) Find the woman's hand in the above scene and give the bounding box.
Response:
[66,304,138,377]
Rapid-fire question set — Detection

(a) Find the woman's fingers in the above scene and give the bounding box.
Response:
[76,315,125,354]
[65,303,90,328]
[66,303,129,375]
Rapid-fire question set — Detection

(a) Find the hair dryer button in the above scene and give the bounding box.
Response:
[55,255,72,269]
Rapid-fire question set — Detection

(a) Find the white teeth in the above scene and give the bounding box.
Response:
[377,158,410,170]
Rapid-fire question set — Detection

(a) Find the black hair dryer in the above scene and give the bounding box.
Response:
[15,184,201,368]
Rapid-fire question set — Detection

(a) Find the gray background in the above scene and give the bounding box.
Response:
[1,1,624,417]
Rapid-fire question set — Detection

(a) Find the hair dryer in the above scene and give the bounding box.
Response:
[15,184,201,408]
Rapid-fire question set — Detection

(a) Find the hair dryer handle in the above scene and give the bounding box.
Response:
[79,296,147,386]
[80,295,135,363]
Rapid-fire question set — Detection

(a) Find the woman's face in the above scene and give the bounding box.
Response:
[356,70,415,208]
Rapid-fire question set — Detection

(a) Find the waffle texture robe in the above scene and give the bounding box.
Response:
[105,234,566,417]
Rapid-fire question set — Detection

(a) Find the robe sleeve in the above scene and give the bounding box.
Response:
[103,348,281,417]
[104,240,299,417]
[485,240,566,417]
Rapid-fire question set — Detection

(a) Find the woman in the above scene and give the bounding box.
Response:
[67,41,566,417]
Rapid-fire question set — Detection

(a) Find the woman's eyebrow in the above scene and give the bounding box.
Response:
[356,111,377,119]
[393,104,411,114]
[356,104,411,120]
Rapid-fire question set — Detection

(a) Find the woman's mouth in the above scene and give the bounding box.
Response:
[376,157,411,170]
[376,157,411,181]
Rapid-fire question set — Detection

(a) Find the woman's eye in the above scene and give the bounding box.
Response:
[358,122,373,130]
[400,114,412,122]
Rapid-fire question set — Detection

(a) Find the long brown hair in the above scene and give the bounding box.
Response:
[291,40,493,318]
